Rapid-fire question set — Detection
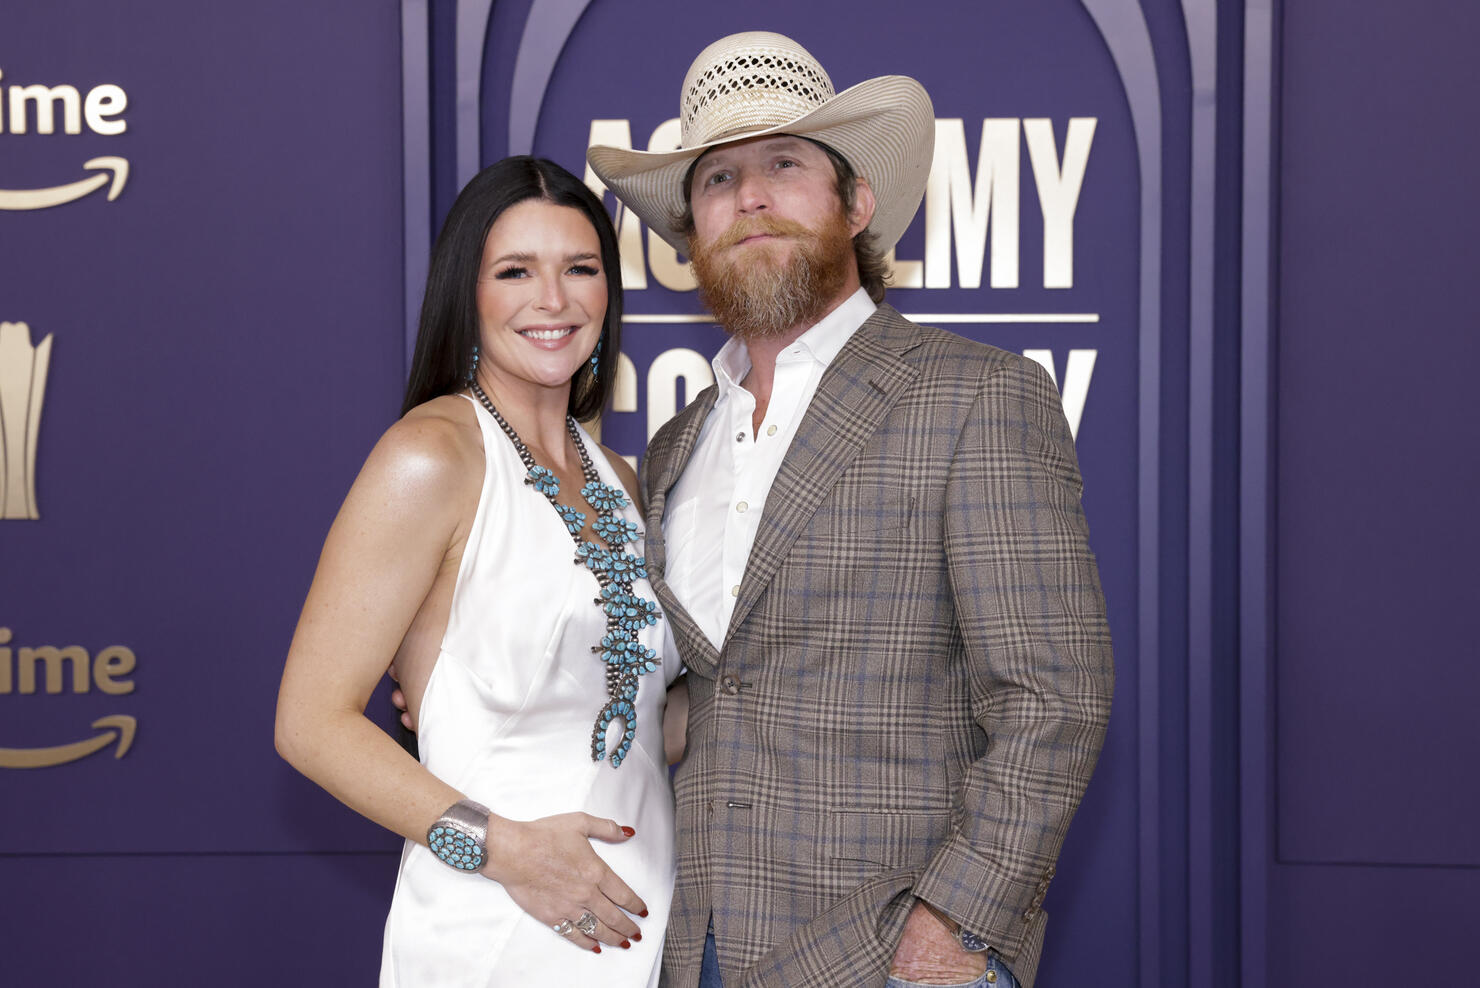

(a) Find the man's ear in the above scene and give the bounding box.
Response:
[848,177,877,237]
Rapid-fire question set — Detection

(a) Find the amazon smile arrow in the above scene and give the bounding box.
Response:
[0,156,129,211]
[0,714,137,768]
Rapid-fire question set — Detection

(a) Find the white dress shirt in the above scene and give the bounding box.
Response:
[661,288,878,650]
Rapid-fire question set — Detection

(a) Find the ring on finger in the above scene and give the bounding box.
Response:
[552,919,575,937]
[575,911,599,937]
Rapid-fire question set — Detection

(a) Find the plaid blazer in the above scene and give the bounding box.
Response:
[641,306,1113,988]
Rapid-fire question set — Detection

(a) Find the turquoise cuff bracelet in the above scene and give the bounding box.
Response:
[427,798,490,872]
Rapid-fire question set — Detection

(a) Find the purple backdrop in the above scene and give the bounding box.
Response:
[2,1,1149,983]
[1263,2,1480,982]
[5,0,1472,984]
[2,1,404,981]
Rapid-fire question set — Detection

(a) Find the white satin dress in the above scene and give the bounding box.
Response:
[380,397,677,986]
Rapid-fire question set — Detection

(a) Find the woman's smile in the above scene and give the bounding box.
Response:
[516,324,581,346]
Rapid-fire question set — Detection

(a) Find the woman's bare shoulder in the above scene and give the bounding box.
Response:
[355,395,483,516]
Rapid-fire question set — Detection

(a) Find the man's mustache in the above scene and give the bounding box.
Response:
[708,216,816,251]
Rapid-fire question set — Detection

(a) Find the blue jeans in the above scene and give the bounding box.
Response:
[699,924,723,988]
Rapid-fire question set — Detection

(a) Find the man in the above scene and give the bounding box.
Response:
[588,30,1113,988]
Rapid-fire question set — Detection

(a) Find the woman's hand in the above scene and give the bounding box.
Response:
[484,812,648,952]
[387,663,416,731]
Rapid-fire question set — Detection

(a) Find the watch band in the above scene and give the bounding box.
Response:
[427,798,490,872]
[920,899,990,953]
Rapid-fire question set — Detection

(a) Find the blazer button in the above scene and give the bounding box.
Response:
[720,675,742,696]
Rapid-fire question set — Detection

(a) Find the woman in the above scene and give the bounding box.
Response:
[275,157,677,986]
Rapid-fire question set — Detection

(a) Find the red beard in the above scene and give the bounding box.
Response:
[689,210,855,341]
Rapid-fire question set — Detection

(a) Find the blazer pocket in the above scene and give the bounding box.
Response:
[809,490,917,537]
[826,809,953,868]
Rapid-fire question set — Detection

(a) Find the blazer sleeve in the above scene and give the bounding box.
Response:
[912,353,1114,961]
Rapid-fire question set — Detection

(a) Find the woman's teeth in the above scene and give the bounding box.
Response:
[520,327,575,341]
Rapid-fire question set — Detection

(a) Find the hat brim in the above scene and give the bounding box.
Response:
[587,75,934,254]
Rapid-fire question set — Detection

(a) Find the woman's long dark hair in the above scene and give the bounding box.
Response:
[401,156,623,421]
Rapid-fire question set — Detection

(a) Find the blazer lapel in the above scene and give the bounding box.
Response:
[723,306,922,646]
[643,386,721,671]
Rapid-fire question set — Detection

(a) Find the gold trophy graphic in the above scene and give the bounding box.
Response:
[0,321,53,520]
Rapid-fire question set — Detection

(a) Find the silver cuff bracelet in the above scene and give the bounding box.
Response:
[427,798,490,872]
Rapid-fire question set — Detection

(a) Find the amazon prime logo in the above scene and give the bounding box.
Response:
[0,625,139,769]
[0,321,52,520]
[0,69,130,210]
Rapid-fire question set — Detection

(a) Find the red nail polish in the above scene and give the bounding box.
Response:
[638,909,649,918]
[621,826,636,837]
[632,931,642,942]
[620,940,631,949]
[592,945,601,954]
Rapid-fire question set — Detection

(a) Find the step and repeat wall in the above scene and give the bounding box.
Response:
[3,0,1195,982]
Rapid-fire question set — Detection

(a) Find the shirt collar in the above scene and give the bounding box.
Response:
[710,288,877,397]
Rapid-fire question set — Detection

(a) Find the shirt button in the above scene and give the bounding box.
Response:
[735,431,745,442]
[765,425,777,437]
[735,501,748,513]
[730,584,740,598]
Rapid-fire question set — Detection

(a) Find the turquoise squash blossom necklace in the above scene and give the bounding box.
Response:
[469,379,659,768]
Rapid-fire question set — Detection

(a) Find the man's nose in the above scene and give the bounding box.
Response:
[734,170,771,213]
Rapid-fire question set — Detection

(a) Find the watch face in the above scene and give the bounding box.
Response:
[959,929,990,953]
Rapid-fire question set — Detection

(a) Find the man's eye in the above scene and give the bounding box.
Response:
[775,158,797,169]
[705,171,731,186]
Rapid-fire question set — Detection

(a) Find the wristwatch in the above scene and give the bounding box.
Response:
[920,900,990,953]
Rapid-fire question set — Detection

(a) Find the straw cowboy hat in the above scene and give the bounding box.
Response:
[587,31,934,253]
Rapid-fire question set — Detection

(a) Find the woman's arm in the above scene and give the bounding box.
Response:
[275,410,475,839]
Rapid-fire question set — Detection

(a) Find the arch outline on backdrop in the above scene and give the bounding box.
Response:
[1177,0,1224,985]
[1240,0,1277,982]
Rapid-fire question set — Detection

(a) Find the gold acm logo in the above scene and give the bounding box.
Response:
[0,321,51,520]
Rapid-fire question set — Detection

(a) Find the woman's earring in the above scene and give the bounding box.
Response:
[589,337,602,380]
[466,344,479,384]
